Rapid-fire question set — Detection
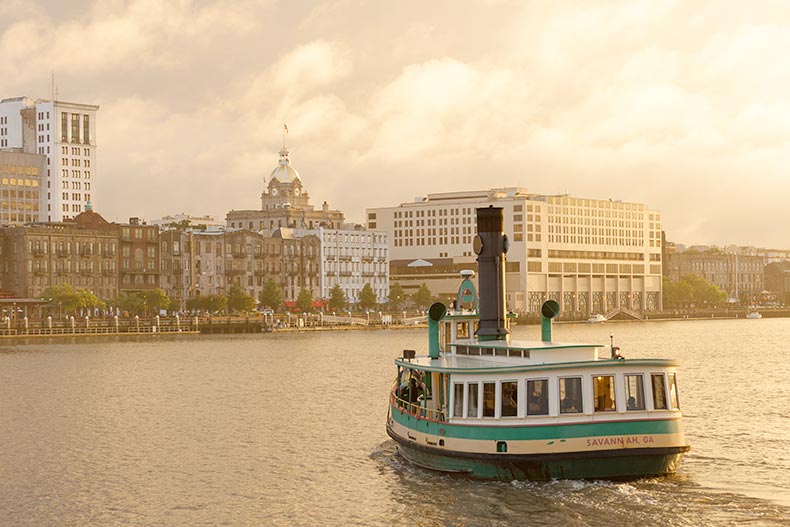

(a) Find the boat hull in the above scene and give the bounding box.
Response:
[388,424,687,480]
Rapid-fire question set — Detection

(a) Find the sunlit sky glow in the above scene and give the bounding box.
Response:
[2,0,789,248]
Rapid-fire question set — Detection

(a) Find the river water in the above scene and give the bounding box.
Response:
[1,319,789,526]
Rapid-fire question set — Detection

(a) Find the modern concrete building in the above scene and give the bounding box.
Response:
[367,187,663,315]
[0,150,47,225]
[0,96,99,222]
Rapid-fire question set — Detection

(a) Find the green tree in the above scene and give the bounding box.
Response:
[411,283,433,309]
[388,282,405,310]
[41,283,82,313]
[328,284,347,311]
[227,284,256,313]
[663,275,727,309]
[204,294,228,314]
[359,283,377,310]
[259,278,283,311]
[143,288,172,314]
[42,284,105,315]
[296,287,313,313]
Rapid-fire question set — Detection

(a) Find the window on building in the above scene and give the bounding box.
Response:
[668,373,680,410]
[527,379,549,415]
[651,373,668,410]
[500,381,518,417]
[593,375,616,412]
[560,377,582,413]
[467,382,479,418]
[482,382,496,417]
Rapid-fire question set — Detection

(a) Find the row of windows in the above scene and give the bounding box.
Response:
[451,372,679,419]
[1,166,40,176]
[60,146,91,156]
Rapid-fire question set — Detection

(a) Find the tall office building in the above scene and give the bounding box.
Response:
[368,188,663,315]
[0,96,99,222]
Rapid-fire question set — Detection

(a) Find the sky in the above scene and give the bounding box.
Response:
[1,0,789,248]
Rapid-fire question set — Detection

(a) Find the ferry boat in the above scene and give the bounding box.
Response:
[746,311,762,319]
[587,313,607,323]
[386,207,690,480]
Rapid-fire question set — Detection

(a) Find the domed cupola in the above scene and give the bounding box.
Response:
[269,128,301,184]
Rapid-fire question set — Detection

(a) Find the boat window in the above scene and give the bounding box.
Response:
[501,381,518,417]
[527,379,549,415]
[668,373,680,410]
[651,373,668,410]
[559,377,582,414]
[482,348,494,356]
[483,382,496,417]
[624,374,646,411]
[495,348,507,356]
[593,375,616,412]
[467,383,479,418]
[457,322,469,338]
[453,383,464,417]
[455,345,468,355]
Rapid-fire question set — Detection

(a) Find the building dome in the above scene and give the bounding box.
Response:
[270,146,301,183]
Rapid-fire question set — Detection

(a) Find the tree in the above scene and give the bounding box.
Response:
[328,284,348,311]
[143,288,172,314]
[388,282,405,310]
[204,294,228,314]
[412,283,433,309]
[296,287,313,313]
[42,284,104,314]
[259,278,283,311]
[663,275,727,309]
[227,284,256,313]
[359,283,377,310]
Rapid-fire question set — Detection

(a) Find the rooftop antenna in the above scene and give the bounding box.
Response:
[283,123,288,149]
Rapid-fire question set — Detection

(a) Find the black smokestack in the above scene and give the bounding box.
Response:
[474,206,510,341]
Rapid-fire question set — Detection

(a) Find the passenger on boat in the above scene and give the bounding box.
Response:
[561,396,579,413]
[627,396,638,410]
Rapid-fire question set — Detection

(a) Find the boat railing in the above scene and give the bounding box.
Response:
[390,391,445,422]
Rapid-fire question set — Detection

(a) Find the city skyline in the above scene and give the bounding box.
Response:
[2,1,789,247]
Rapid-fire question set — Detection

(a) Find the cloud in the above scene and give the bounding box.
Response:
[6,0,790,247]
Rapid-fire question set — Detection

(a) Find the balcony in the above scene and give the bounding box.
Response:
[56,249,68,257]
[32,248,46,257]
[232,250,247,258]
[225,268,244,276]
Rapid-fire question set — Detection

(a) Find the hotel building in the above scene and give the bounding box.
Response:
[367,188,663,315]
[0,96,98,222]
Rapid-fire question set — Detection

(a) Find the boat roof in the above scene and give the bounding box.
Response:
[395,338,679,374]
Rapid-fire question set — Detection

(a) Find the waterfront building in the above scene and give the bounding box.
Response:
[73,212,160,294]
[226,140,344,232]
[0,96,98,222]
[0,150,47,225]
[302,227,389,306]
[0,221,117,300]
[224,132,388,308]
[159,228,321,310]
[764,262,790,305]
[367,187,663,315]
[666,250,764,303]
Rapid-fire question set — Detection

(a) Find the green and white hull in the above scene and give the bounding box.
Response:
[387,405,689,480]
